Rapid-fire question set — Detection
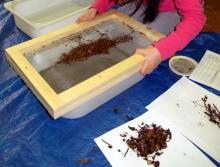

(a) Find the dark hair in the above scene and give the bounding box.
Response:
[112,0,160,23]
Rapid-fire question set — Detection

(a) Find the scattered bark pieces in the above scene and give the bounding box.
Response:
[78,158,92,164]
[128,126,137,131]
[124,123,172,167]
[101,139,113,149]
[124,147,129,157]
[201,95,220,128]
[120,133,128,138]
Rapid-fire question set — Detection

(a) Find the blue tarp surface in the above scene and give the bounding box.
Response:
[0,0,220,166]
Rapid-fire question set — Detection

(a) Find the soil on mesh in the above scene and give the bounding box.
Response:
[57,35,133,64]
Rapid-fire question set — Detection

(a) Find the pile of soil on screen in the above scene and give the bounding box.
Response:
[201,95,220,128]
[57,35,133,64]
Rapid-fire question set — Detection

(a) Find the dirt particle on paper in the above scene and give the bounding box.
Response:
[101,139,113,149]
[201,95,220,128]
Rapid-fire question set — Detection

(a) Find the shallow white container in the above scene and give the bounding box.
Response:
[4,0,94,38]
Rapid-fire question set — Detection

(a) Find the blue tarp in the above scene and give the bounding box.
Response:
[0,0,220,166]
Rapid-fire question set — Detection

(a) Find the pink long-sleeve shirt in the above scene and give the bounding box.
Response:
[92,0,206,60]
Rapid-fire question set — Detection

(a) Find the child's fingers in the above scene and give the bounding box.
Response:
[135,49,152,75]
[141,58,154,75]
[76,16,83,23]
[76,8,97,23]
[135,48,148,56]
[135,47,161,75]
[76,13,88,23]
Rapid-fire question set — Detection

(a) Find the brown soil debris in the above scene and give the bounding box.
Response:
[201,95,220,128]
[124,123,172,167]
[57,35,133,64]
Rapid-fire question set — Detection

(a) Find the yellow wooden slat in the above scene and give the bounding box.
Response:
[54,55,145,119]
[6,49,63,110]
[59,54,145,101]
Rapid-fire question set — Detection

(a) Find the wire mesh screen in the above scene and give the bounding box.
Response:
[25,19,152,93]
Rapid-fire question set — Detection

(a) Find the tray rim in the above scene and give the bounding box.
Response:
[4,0,93,29]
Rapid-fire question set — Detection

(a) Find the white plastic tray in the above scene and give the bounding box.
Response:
[5,11,164,119]
[4,0,94,38]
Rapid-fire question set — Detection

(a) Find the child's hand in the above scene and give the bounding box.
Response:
[135,46,162,75]
[76,8,98,23]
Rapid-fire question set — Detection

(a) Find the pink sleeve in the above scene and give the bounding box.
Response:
[153,0,206,60]
[91,0,116,14]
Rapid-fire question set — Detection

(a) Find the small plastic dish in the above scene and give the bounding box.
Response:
[169,55,198,76]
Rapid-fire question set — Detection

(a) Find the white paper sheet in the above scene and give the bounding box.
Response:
[146,77,220,162]
[95,112,215,167]
[190,50,220,91]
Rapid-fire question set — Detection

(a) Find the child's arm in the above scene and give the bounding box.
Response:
[136,0,205,75]
[153,0,206,60]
